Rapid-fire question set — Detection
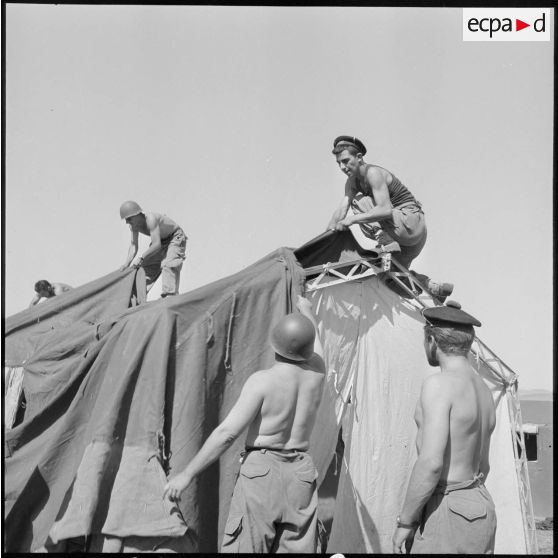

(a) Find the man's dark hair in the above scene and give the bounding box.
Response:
[331,144,360,156]
[34,280,53,295]
[424,323,475,356]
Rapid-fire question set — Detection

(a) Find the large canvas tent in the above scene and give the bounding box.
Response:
[296,233,532,553]
[3,231,534,553]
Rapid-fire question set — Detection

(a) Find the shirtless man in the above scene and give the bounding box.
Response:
[392,300,497,554]
[119,201,187,297]
[328,135,452,302]
[163,296,326,553]
[29,280,72,307]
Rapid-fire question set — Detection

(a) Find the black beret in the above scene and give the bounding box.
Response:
[422,300,481,327]
[333,135,367,156]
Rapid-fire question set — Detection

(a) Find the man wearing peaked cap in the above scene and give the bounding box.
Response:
[328,135,453,303]
[332,135,368,156]
[163,296,326,553]
[392,300,497,554]
[422,300,482,327]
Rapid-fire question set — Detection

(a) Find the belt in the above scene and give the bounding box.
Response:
[436,472,485,495]
[162,228,185,242]
[243,446,307,454]
[395,201,423,211]
[239,446,308,465]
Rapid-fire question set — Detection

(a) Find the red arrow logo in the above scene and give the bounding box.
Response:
[516,19,530,31]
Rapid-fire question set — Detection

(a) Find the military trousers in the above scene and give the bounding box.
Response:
[221,448,319,553]
[412,473,497,554]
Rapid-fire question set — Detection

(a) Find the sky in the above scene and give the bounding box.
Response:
[2,5,554,393]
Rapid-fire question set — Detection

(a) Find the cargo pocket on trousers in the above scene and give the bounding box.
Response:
[448,495,492,553]
[222,514,243,552]
[448,498,487,521]
[240,464,270,479]
[295,467,318,484]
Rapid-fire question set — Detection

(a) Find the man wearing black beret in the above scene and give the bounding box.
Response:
[328,136,452,301]
[392,301,497,554]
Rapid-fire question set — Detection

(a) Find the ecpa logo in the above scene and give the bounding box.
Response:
[463,8,551,41]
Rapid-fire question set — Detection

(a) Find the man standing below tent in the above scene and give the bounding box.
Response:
[119,201,187,297]
[327,135,452,301]
[392,301,497,554]
[163,295,326,553]
[29,280,72,307]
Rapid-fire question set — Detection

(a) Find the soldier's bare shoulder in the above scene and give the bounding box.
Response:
[421,373,454,401]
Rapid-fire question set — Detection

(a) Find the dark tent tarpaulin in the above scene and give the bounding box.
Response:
[4,248,306,552]
[5,267,147,368]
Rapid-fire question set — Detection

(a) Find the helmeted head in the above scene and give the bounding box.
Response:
[270,313,316,362]
[331,135,367,177]
[119,200,143,220]
[422,300,481,364]
[34,280,54,298]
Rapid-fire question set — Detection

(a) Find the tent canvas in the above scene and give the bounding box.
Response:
[298,231,530,553]
[4,248,305,552]
[306,281,526,553]
[3,232,530,553]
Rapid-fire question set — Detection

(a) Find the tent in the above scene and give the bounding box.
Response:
[296,232,534,554]
[3,231,534,553]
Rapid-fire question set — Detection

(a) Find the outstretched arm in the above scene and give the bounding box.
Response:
[392,376,450,554]
[163,375,265,501]
[29,293,41,308]
[120,228,139,270]
[327,196,350,230]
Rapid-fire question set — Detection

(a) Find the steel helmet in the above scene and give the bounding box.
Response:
[119,200,143,220]
[270,313,315,362]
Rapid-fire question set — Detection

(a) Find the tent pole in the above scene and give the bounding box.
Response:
[506,380,539,554]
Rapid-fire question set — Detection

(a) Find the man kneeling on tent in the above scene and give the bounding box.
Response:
[328,135,453,302]
[29,280,72,307]
[392,301,497,554]
[163,295,326,553]
[119,200,187,297]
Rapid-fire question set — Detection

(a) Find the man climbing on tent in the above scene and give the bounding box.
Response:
[119,200,187,297]
[392,301,497,554]
[29,280,72,307]
[163,295,326,553]
[327,135,453,302]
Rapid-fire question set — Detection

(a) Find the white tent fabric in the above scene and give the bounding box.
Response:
[485,393,527,553]
[307,276,526,554]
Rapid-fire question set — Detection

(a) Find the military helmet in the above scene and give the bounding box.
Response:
[119,200,143,220]
[271,313,315,362]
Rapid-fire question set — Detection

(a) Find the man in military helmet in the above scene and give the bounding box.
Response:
[392,301,497,554]
[119,200,187,297]
[328,135,453,301]
[29,279,73,307]
[163,295,326,553]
